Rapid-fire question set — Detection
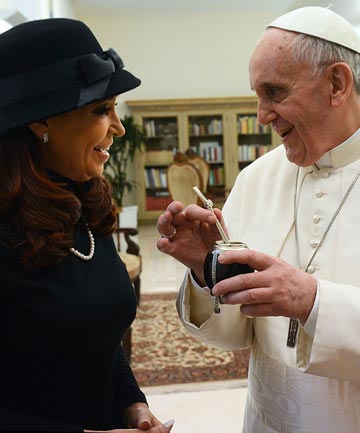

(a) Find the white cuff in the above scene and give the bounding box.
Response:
[189,269,211,295]
[301,281,320,338]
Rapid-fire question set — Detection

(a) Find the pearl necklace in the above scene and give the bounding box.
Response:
[69,221,95,261]
[287,166,360,347]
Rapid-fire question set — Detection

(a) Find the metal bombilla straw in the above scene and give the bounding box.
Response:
[192,186,229,243]
[193,186,229,312]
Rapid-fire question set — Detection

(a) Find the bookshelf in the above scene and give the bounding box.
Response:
[237,114,272,170]
[188,114,225,196]
[126,97,281,223]
[141,115,178,214]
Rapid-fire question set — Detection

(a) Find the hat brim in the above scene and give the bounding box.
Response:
[0,67,141,135]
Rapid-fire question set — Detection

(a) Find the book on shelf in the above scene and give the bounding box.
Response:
[238,144,270,161]
[199,141,223,162]
[190,123,201,136]
[144,167,168,188]
[238,115,271,134]
[189,118,222,136]
[144,119,178,138]
[209,166,224,186]
[144,167,154,188]
[146,195,172,211]
[208,118,222,135]
[159,169,167,188]
[144,119,157,137]
[153,169,161,187]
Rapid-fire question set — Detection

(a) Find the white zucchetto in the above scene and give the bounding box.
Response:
[267,6,360,53]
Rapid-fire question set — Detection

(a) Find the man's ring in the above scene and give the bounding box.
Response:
[160,228,176,240]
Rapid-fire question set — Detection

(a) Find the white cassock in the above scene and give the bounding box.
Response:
[177,131,360,433]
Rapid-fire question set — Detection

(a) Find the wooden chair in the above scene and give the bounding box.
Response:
[166,161,204,207]
[187,155,210,193]
[114,227,141,363]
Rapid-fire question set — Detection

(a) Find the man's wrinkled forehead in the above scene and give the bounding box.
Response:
[255,27,295,51]
[249,29,299,92]
[250,28,295,68]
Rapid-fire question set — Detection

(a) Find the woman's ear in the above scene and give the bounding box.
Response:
[27,121,48,141]
[328,62,354,107]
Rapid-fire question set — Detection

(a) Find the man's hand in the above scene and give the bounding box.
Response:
[212,249,317,323]
[157,201,226,285]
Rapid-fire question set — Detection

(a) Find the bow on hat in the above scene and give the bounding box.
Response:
[0,48,125,109]
[78,48,125,106]
[79,48,124,84]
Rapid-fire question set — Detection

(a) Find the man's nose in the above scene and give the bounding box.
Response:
[257,99,277,126]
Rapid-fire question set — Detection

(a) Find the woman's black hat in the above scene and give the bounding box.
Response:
[0,18,141,134]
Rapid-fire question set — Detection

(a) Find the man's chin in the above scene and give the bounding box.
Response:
[284,147,308,167]
[285,146,298,163]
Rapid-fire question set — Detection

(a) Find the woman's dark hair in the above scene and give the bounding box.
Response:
[0,127,117,270]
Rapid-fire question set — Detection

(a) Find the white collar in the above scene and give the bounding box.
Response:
[314,128,360,169]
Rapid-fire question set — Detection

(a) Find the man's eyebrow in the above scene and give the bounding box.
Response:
[261,82,278,88]
[250,82,273,92]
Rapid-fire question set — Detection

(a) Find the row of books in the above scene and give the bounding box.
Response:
[238,144,270,161]
[146,195,172,211]
[143,115,269,138]
[143,119,178,138]
[209,166,225,186]
[144,167,167,188]
[189,118,223,136]
[144,167,225,190]
[198,141,223,162]
[237,115,271,135]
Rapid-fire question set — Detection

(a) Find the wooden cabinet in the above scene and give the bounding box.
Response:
[126,97,281,223]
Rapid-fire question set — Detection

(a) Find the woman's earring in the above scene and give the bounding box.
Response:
[43,132,49,143]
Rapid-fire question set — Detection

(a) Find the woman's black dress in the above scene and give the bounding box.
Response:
[0,216,146,431]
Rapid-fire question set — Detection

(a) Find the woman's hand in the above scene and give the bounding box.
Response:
[84,421,174,433]
[84,402,175,432]
[123,402,163,430]
[157,201,226,285]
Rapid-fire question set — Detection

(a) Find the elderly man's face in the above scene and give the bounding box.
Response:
[249,28,332,167]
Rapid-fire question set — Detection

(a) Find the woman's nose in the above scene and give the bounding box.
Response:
[112,114,125,137]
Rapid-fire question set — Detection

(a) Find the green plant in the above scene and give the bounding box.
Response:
[105,115,144,208]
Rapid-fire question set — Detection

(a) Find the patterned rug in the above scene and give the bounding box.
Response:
[131,292,250,387]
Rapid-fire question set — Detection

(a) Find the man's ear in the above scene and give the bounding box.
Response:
[27,121,48,140]
[328,62,354,107]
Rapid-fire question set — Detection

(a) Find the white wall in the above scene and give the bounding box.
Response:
[52,0,75,18]
[74,10,278,116]
[72,1,360,116]
[2,1,360,110]
[6,1,356,205]
[0,0,75,24]
[0,0,50,22]
[74,9,279,206]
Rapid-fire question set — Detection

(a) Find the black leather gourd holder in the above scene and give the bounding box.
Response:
[203,245,254,291]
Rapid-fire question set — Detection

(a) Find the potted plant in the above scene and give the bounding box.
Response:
[105,115,144,211]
